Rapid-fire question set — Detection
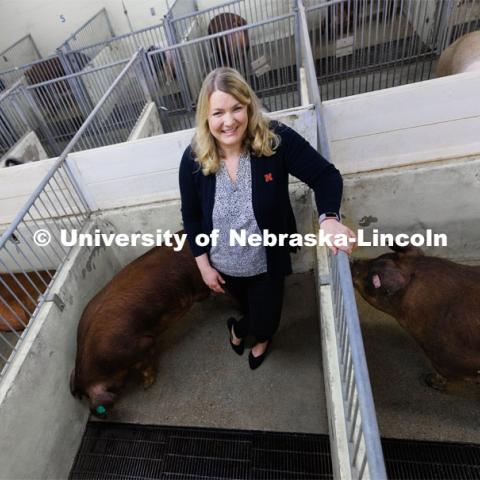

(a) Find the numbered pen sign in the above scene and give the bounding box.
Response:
[60,14,66,23]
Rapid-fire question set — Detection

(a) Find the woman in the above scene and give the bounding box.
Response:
[179,67,355,369]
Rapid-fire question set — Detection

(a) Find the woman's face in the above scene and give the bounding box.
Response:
[207,90,248,153]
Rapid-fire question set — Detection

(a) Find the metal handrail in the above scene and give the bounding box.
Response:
[331,251,387,478]
[0,53,59,77]
[62,20,166,55]
[23,58,129,90]
[147,13,295,52]
[169,0,242,23]
[296,1,331,159]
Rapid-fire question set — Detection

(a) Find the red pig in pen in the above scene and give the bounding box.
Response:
[70,238,209,417]
[351,244,480,392]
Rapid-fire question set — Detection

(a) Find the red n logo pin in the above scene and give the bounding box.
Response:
[264,173,273,182]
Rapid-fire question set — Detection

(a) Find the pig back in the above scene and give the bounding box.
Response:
[73,245,208,386]
[436,30,480,76]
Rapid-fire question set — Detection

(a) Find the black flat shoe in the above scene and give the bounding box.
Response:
[248,340,271,370]
[227,317,244,356]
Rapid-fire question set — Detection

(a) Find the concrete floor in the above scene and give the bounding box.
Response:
[3,269,478,443]
[97,271,329,434]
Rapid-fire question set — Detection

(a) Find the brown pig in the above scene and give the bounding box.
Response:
[350,244,480,391]
[436,30,480,77]
[0,270,54,331]
[208,13,250,70]
[70,239,209,417]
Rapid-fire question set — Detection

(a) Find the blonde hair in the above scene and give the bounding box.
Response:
[192,67,279,175]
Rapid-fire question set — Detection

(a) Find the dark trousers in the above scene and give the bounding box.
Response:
[220,272,285,343]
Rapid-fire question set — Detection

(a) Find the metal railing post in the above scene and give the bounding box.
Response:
[436,0,456,54]
[30,35,42,60]
[293,0,304,108]
[104,7,116,38]
[57,47,94,118]
[135,49,154,103]
[162,22,194,111]
[296,0,331,158]
[15,87,61,157]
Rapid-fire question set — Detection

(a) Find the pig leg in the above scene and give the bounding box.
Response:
[131,337,159,389]
[133,353,158,389]
[424,372,448,391]
[140,363,157,389]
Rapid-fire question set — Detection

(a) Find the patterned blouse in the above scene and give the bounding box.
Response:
[209,151,268,277]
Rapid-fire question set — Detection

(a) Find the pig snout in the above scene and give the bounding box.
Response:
[86,384,117,418]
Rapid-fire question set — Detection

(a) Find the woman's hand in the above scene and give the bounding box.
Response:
[201,266,226,293]
[195,254,226,293]
[320,218,356,255]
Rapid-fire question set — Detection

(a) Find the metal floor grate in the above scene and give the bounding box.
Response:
[70,422,332,480]
[70,422,480,480]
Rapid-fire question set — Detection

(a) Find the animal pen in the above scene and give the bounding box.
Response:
[1,0,480,479]
[0,34,41,83]
[0,8,114,91]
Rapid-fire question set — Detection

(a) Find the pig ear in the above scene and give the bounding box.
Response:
[373,265,410,295]
[390,243,424,256]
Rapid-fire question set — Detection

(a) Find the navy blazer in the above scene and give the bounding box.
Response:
[179,122,343,276]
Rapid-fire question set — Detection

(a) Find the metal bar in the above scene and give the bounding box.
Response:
[336,251,386,479]
[296,1,331,158]
[0,53,59,78]
[25,58,128,90]
[172,0,242,23]
[18,87,61,156]
[162,16,194,110]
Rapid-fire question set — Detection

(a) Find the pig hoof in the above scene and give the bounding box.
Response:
[424,372,447,391]
[142,369,156,389]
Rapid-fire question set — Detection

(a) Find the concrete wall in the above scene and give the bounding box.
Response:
[324,71,480,174]
[128,102,164,140]
[322,71,480,263]
[0,218,123,480]
[0,131,48,167]
[341,157,480,263]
